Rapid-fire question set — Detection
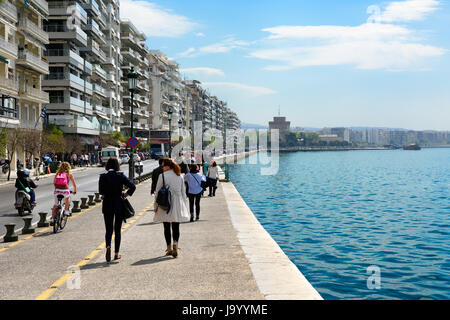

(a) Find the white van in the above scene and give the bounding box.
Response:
[100,146,119,165]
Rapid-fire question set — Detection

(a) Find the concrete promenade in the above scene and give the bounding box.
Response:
[0,154,322,300]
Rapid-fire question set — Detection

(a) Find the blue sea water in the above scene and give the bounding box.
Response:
[228,148,450,300]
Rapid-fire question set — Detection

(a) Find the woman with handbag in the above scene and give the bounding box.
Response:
[184,164,207,222]
[99,158,136,262]
[154,158,190,258]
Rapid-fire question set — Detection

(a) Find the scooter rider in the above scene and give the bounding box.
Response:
[15,169,37,205]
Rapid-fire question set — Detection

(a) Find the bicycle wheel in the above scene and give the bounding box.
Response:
[60,212,68,230]
[53,209,60,233]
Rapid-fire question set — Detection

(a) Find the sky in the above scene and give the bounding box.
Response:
[120,0,450,131]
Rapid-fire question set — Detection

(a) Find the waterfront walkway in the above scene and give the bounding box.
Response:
[0,162,321,300]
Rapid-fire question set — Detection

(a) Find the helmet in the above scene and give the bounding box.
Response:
[23,169,30,177]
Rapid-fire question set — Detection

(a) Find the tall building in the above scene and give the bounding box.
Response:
[1,0,50,169]
[120,19,151,141]
[43,0,119,148]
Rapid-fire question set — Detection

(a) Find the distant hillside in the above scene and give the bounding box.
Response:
[241,123,268,130]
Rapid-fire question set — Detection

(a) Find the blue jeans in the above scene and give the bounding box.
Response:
[29,189,36,203]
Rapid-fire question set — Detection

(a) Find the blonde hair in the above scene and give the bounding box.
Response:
[56,161,71,176]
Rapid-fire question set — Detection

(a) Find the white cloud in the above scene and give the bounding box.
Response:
[177,37,251,58]
[120,0,197,38]
[367,0,440,23]
[195,32,206,37]
[251,0,445,71]
[178,48,196,58]
[202,82,277,96]
[180,67,225,77]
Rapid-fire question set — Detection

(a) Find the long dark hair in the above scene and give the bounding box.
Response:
[162,158,181,176]
[105,158,120,171]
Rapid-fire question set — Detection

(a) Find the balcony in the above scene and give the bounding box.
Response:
[82,21,104,44]
[0,37,18,59]
[44,25,87,47]
[0,77,19,96]
[81,0,100,17]
[18,18,49,45]
[29,0,49,18]
[0,1,18,23]
[92,84,106,97]
[45,49,92,74]
[17,51,49,74]
[80,39,106,62]
[92,65,107,80]
[49,115,100,135]
[19,85,49,104]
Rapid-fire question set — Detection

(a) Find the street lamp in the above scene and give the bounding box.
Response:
[168,106,173,158]
[127,67,138,179]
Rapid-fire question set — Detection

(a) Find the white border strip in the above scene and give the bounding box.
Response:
[222,182,323,300]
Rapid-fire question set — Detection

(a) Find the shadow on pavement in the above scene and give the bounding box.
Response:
[131,255,173,266]
[81,261,119,270]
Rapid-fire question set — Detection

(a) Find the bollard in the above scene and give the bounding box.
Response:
[38,212,49,227]
[22,217,35,234]
[88,195,95,206]
[80,197,89,209]
[4,224,18,242]
[94,192,101,203]
[72,200,81,213]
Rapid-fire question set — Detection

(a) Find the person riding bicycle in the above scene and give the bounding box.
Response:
[50,162,77,225]
[15,168,37,205]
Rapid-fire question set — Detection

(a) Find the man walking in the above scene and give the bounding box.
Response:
[151,158,164,195]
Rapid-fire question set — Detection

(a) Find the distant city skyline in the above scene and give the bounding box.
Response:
[121,0,450,131]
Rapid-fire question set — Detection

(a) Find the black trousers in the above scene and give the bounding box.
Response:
[103,211,123,253]
[163,222,180,245]
[187,193,201,217]
[208,178,218,196]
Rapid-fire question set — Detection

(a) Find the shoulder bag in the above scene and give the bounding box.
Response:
[156,172,171,213]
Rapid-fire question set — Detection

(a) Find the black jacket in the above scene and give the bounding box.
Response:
[151,166,163,194]
[99,170,136,214]
[15,172,37,191]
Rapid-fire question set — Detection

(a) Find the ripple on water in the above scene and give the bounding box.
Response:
[230,149,450,299]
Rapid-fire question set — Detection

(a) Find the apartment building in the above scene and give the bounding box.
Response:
[120,19,151,141]
[0,0,50,169]
[43,0,119,147]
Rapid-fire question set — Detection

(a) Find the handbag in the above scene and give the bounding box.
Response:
[192,173,208,191]
[18,179,31,193]
[121,195,135,221]
[156,172,171,213]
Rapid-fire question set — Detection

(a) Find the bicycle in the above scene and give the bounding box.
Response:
[52,192,72,233]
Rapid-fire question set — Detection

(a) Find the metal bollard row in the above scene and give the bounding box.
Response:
[3,195,103,243]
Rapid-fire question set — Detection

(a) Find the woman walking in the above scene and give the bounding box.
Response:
[206,161,219,197]
[99,158,136,262]
[154,158,190,258]
[184,164,206,222]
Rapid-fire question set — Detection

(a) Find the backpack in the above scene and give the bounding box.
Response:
[156,172,171,213]
[54,172,69,189]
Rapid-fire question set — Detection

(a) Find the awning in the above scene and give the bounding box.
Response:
[95,113,109,120]
[0,57,8,64]
[80,136,96,145]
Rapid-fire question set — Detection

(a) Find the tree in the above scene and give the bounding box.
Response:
[64,134,83,155]
[0,127,7,158]
[41,124,65,154]
[4,128,24,180]
[99,131,124,148]
[20,129,41,163]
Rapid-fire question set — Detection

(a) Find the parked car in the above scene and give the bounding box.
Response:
[119,154,130,165]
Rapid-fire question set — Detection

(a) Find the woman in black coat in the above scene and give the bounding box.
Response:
[99,158,136,262]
